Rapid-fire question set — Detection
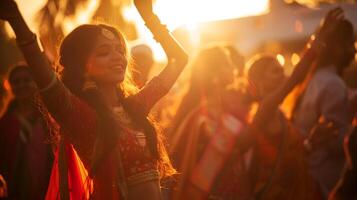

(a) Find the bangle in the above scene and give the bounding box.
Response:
[39,72,58,93]
[144,14,170,42]
[17,33,37,47]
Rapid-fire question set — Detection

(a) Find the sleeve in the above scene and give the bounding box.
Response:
[41,80,97,163]
[131,61,179,116]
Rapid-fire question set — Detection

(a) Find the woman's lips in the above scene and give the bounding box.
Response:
[110,66,125,74]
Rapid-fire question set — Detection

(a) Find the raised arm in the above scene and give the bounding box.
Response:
[0,0,55,90]
[0,1,95,145]
[131,0,188,115]
[254,7,345,125]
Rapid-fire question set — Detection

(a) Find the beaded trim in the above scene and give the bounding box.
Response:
[126,169,159,186]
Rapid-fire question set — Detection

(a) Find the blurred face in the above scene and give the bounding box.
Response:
[10,69,37,99]
[86,30,127,84]
[258,61,286,96]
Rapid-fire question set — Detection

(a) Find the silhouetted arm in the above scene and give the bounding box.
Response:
[131,0,188,116]
[254,7,344,126]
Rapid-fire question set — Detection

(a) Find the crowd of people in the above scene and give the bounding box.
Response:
[0,0,356,199]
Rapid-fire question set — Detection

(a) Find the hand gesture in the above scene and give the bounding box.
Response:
[0,0,20,21]
[133,0,154,19]
[315,7,344,43]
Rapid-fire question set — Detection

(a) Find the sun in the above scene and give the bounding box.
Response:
[12,0,270,61]
[125,0,270,61]
[154,0,270,30]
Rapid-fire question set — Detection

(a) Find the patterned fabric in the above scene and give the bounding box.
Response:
[170,104,250,200]
[42,80,163,199]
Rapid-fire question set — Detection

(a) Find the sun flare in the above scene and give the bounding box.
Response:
[125,0,270,60]
[12,0,270,61]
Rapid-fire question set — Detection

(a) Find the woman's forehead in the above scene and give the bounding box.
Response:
[94,34,123,48]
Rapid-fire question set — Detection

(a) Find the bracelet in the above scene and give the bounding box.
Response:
[17,33,37,47]
[39,72,58,93]
[144,14,170,42]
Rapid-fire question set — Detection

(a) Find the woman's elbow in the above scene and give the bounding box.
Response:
[175,52,189,67]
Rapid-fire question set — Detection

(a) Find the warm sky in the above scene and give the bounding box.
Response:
[12,0,270,60]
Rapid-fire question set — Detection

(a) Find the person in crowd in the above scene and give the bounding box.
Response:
[0,0,188,199]
[169,44,251,199]
[231,7,342,199]
[245,53,321,199]
[292,9,356,197]
[0,64,53,199]
[131,44,155,88]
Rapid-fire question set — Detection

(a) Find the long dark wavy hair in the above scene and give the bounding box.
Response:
[57,24,175,178]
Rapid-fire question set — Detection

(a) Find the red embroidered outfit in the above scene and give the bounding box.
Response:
[43,75,171,199]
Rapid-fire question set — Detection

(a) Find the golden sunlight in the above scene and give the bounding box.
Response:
[154,0,270,30]
[11,0,270,61]
[125,0,270,60]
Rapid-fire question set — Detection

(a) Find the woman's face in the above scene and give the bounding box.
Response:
[86,30,127,84]
[10,69,37,100]
[258,61,286,96]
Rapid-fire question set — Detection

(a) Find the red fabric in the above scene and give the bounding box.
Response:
[249,122,323,200]
[45,94,157,199]
[45,144,92,200]
[0,112,21,186]
[0,110,52,199]
[170,105,252,199]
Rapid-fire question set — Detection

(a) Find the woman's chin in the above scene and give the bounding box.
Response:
[97,75,124,85]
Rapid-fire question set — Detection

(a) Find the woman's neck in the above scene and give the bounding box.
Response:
[98,83,119,106]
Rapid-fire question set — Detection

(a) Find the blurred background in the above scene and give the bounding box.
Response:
[1,0,357,114]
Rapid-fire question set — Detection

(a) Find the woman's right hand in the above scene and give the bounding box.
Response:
[0,0,20,22]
